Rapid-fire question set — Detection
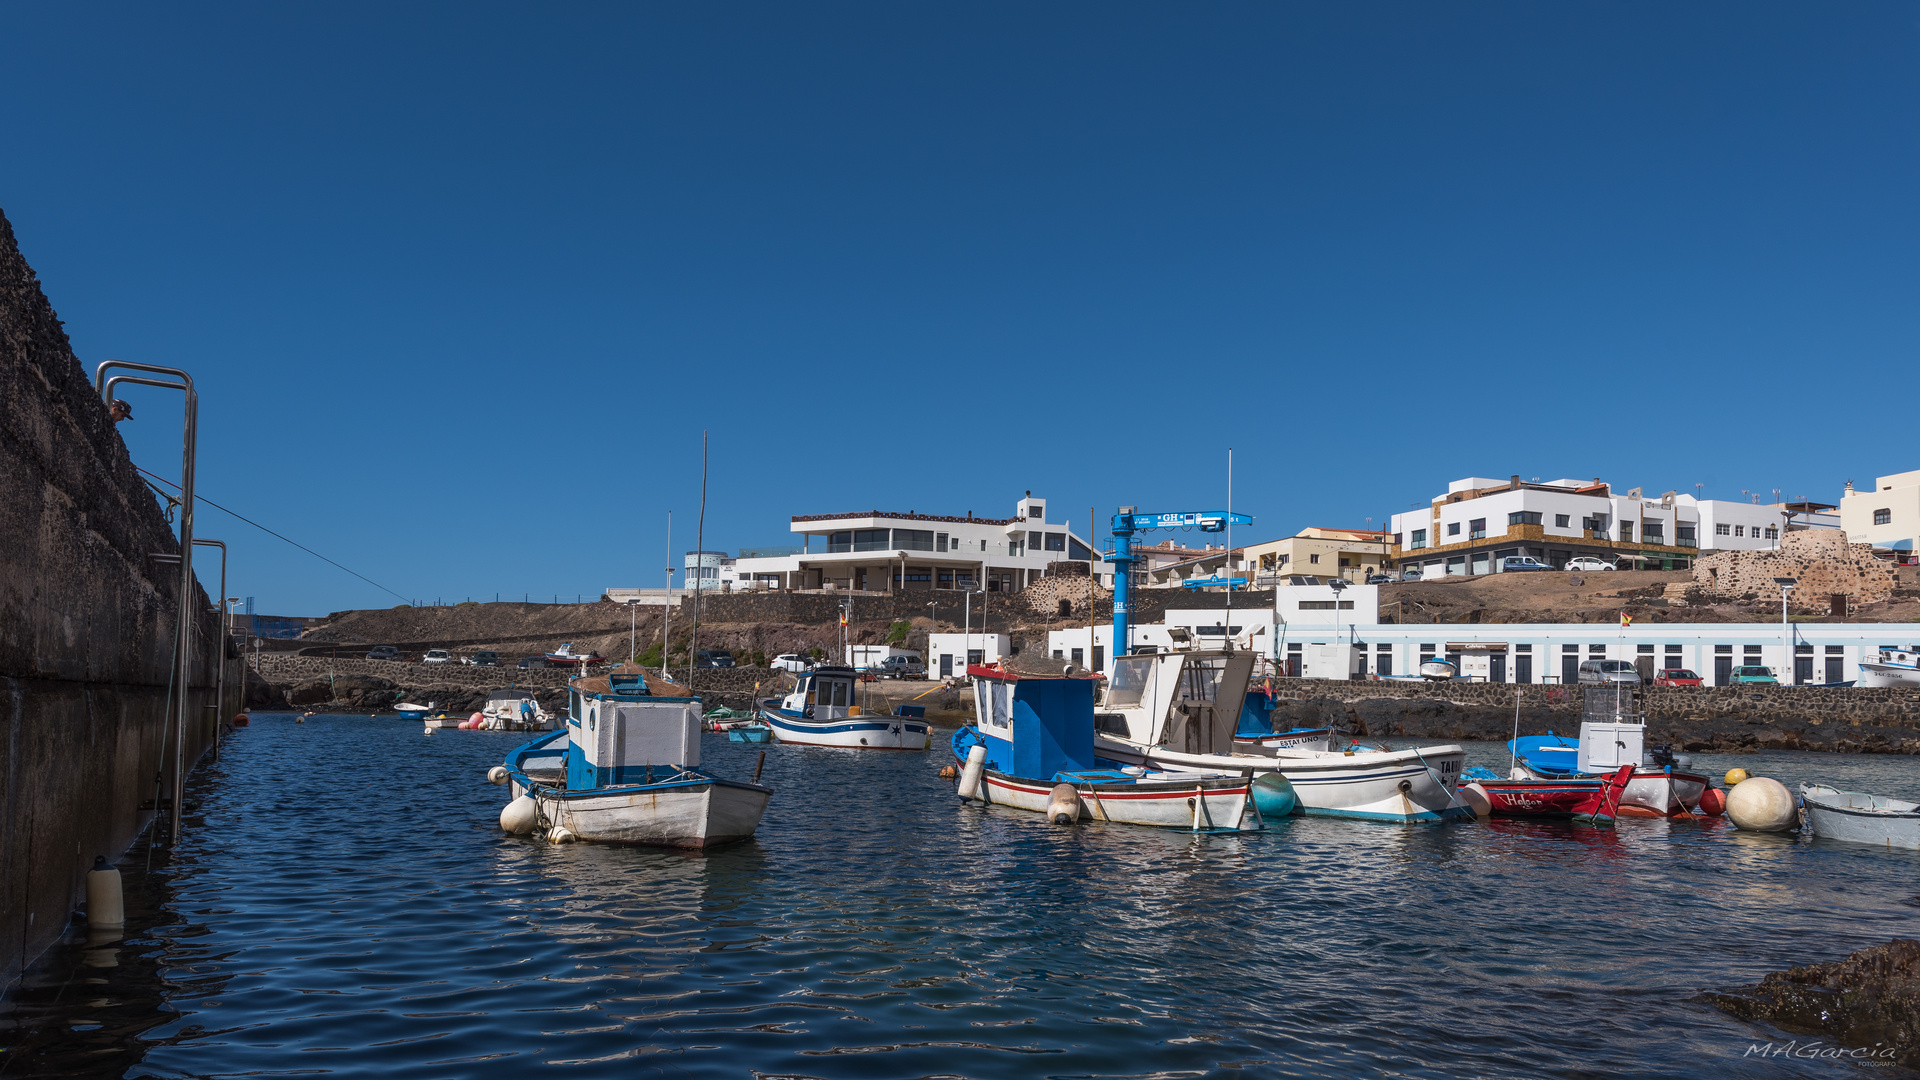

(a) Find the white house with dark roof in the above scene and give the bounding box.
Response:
[719,493,1100,593]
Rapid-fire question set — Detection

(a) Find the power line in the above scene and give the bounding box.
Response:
[135,466,412,605]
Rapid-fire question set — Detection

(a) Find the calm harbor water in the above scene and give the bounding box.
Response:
[8,715,1920,1079]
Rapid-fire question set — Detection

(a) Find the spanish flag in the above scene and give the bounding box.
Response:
[839,611,849,627]
[1619,612,1633,628]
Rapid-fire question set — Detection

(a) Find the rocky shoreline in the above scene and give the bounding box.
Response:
[1712,939,1920,1067]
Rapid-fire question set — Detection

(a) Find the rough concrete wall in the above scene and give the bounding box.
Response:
[0,207,226,990]
[1692,530,1894,610]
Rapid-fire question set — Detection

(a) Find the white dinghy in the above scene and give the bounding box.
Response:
[1800,784,1920,850]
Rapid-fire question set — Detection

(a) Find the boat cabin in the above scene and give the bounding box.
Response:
[566,668,702,788]
[778,666,863,720]
[969,667,1097,778]
[1096,649,1254,756]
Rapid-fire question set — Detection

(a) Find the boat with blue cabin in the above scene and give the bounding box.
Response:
[953,661,1279,831]
[1506,687,1708,817]
[495,665,772,848]
[757,665,930,749]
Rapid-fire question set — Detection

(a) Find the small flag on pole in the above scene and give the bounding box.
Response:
[1619,612,1633,628]
[840,611,848,627]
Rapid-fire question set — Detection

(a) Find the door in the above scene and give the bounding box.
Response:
[1515,654,1532,684]
[1377,653,1393,677]
[1795,656,1814,685]
[1635,656,1655,682]
[1826,655,1844,684]
[1092,646,1104,673]
[1714,655,1733,686]
[1561,654,1579,685]
[1490,653,1506,683]
[1286,656,1301,677]
[940,654,953,678]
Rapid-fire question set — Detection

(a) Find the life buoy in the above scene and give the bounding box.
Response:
[803,705,815,719]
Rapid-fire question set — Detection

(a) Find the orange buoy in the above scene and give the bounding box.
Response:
[470,711,485,726]
[231,713,250,727]
[1698,787,1727,817]
[938,765,958,779]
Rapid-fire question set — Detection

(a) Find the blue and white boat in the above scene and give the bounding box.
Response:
[495,666,772,848]
[757,665,930,749]
[1089,649,1472,823]
[1859,646,1920,689]
[1506,689,1708,818]
[953,662,1278,830]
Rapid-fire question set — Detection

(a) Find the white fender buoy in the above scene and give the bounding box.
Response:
[548,826,577,844]
[1726,776,1798,832]
[1046,783,1082,825]
[486,766,509,785]
[85,856,124,929]
[1458,783,1492,820]
[956,744,987,801]
[499,796,539,835]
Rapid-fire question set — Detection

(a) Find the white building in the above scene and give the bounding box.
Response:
[1841,470,1920,559]
[1386,475,1786,577]
[721,493,1101,594]
[927,632,1010,680]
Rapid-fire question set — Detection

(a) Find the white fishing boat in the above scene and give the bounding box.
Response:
[1506,688,1709,817]
[1800,783,1920,849]
[481,688,554,730]
[757,665,930,749]
[953,661,1274,831]
[1858,646,1920,689]
[495,666,771,848]
[1089,650,1471,823]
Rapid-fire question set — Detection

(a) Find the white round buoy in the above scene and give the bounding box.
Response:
[423,727,434,736]
[1725,776,1797,832]
[956,744,987,801]
[1458,783,1492,820]
[85,856,124,929]
[1046,782,1083,825]
[499,795,539,835]
[487,766,509,785]
[548,826,577,844]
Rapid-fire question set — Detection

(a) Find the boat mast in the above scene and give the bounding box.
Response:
[690,431,707,695]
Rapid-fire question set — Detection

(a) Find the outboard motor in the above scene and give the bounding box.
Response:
[1647,743,1676,768]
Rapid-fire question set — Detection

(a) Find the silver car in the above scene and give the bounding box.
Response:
[1578,660,1642,685]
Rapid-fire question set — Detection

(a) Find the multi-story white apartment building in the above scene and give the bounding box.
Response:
[1386,475,1786,577]
[1841,470,1920,559]
[718,493,1100,593]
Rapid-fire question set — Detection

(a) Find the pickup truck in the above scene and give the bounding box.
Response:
[877,655,925,679]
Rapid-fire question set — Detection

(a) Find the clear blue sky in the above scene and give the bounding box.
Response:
[4,4,1915,614]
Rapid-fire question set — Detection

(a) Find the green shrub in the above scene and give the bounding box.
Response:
[885,620,910,645]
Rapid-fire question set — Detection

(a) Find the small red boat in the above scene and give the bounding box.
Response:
[544,643,604,666]
[1470,764,1636,825]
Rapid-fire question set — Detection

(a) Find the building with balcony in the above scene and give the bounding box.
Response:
[1242,527,1392,584]
[718,493,1099,593]
[1840,470,1920,559]
[1386,475,1785,577]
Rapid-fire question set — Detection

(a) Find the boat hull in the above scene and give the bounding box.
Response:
[514,776,771,849]
[759,705,930,749]
[1515,764,1709,817]
[976,769,1255,831]
[1801,784,1920,849]
[1475,766,1636,823]
[1858,663,1920,689]
[1093,736,1471,823]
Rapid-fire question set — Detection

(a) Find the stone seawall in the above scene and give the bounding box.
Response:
[1267,679,1920,754]
[246,655,787,713]
[0,208,231,990]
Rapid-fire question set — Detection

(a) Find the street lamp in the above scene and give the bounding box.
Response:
[1774,576,1797,682]
[1329,578,1349,676]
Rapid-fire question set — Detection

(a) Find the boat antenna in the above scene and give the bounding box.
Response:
[690,430,707,696]
[1510,686,1521,777]
[660,509,672,679]
[1224,446,1232,650]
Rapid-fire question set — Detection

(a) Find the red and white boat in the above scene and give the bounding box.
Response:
[1468,764,1637,824]
[544,643,604,666]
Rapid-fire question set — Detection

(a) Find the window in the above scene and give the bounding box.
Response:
[1410,529,1427,549]
[1676,525,1696,547]
[827,530,854,553]
[1298,600,1355,610]
[1582,516,1607,533]
[936,532,949,552]
[1027,505,1042,519]
[1309,554,1321,564]
[1642,522,1664,542]
[979,540,986,551]
[1715,523,1731,536]
[894,567,932,584]
[1469,518,1487,538]
[1392,533,1402,547]
[854,528,891,551]
[1448,522,1461,536]
[893,529,934,551]
[1875,508,1892,526]
[1509,511,1542,526]
[1029,531,1042,548]
[1045,533,1065,551]
[1619,522,1633,542]
[1734,525,1744,537]
[1555,514,1570,528]
[1764,527,1778,540]
[1338,557,1350,567]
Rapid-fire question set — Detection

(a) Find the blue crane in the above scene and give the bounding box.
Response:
[1108,508,1253,658]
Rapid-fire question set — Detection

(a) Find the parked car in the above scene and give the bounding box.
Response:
[771,653,814,674]
[1730,665,1779,684]
[878,654,926,679]
[466,650,501,666]
[1654,668,1703,687]
[1397,569,1423,582]
[422,649,454,664]
[1578,660,1643,686]
[365,645,400,661]
[1499,556,1553,572]
[517,656,551,669]
[1366,573,1394,584]
[696,649,735,669]
[1566,557,1616,572]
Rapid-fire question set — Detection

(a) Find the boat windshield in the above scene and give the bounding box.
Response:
[1180,658,1222,703]
[1107,656,1155,708]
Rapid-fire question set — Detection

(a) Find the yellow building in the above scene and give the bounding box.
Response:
[1243,527,1391,584]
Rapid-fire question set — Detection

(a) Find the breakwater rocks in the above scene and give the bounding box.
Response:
[1711,939,1920,1067]
[1268,680,1920,754]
